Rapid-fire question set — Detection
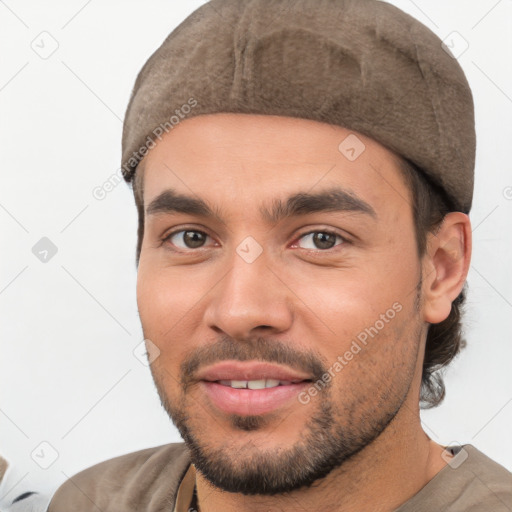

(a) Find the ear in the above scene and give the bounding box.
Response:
[421,212,472,324]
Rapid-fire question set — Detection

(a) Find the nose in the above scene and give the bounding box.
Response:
[203,247,294,340]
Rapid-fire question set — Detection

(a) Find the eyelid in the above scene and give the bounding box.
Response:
[161,226,215,250]
[290,227,349,250]
[162,225,350,254]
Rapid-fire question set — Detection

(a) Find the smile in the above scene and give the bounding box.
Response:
[201,380,311,416]
[195,360,313,415]
[217,379,304,389]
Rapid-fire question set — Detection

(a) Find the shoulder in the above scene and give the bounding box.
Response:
[418,444,512,511]
[458,445,512,511]
[48,442,191,512]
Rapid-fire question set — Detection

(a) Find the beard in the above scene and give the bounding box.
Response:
[148,328,419,496]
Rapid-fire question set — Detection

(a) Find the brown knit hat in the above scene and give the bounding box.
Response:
[121,0,475,213]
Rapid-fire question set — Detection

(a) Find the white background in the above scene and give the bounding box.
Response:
[1,0,511,499]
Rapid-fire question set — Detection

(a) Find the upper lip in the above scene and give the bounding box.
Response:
[196,361,312,382]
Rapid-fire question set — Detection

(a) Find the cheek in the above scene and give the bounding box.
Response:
[291,264,413,336]
[136,266,208,371]
[136,267,184,359]
[287,260,419,381]
[312,315,420,416]
[137,267,164,329]
[137,264,196,325]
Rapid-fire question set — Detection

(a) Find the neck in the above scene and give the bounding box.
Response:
[195,397,449,512]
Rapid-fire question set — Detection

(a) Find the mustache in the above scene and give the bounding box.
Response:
[180,335,328,389]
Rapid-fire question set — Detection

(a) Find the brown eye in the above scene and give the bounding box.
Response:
[297,231,344,250]
[166,230,210,249]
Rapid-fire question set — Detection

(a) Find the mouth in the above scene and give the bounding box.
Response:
[215,378,308,389]
[196,361,313,416]
[196,360,313,383]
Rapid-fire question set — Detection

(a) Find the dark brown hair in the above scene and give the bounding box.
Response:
[130,155,467,409]
[396,158,467,409]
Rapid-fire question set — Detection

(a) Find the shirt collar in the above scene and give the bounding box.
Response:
[173,463,197,512]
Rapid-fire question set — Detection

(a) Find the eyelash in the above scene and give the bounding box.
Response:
[161,227,349,253]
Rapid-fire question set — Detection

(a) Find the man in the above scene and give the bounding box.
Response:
[48,0,512,511]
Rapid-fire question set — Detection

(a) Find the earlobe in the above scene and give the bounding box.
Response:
[421,212,472,325]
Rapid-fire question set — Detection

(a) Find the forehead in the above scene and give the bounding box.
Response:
[139,113,411,221]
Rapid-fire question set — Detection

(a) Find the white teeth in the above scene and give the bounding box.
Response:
[217,379,293,389]
[230,380,248,389]
[248,379,266,390]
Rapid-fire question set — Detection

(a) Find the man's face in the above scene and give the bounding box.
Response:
[137,113,426,494]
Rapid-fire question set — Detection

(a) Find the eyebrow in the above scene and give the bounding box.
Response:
[146,187,377,223]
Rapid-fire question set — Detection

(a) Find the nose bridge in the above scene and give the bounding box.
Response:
[204,240,293,338]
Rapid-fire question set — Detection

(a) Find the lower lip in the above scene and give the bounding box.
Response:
[201,381,310,416]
